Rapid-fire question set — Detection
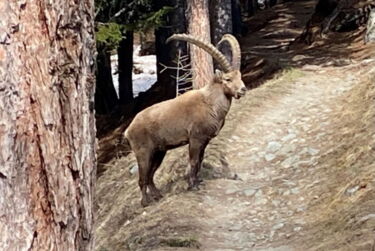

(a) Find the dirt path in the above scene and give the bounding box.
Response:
[194,63,371,250]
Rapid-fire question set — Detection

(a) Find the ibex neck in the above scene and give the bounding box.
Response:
[201,83,232,120]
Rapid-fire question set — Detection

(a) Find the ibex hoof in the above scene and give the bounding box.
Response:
[151,193,163,201]
[187,183,200,191]
[141,196,151,207]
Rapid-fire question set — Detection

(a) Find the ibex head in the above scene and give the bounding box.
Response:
[214,34,246,99]
[167,33,246,99]
[214,69,246,99]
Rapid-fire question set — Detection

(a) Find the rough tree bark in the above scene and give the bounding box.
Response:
[155,0,188,98]
[187,0,214,89]
[0,0,96,250]
[118,31,134,105]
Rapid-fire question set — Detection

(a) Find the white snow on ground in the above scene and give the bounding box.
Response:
[111,55,119,97]
[132,46,157,96]
[111,45,157,98]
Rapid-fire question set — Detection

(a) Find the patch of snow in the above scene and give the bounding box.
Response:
[111,45,157,98]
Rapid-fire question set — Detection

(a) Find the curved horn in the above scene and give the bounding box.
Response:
[167,33,232,72]
[217,34,241,70]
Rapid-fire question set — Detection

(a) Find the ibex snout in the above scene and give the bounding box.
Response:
[238,86,247,98]
[235,85,247,99]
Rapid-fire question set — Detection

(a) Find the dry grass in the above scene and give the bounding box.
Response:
[300,71,375,251]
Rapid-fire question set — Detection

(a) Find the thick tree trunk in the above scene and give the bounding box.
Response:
[210,0,233,69]
[210,0,233,45]
[118,31,134,105]
[155,0,188,98]
[95,45,119,114]
[187,0,214,89]
[0,1,96,250]
[247,0,258,16]
[232,0,243,36]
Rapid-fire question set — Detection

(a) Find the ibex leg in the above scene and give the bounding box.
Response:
[188,139,209,190]
[148,150,166,200]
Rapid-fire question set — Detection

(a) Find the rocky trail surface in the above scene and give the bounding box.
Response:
[96,1,375,250]
[193,62,374,251]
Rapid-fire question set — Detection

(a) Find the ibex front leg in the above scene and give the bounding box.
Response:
[188,138,209,190]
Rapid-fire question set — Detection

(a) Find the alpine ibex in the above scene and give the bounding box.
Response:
[124,34,246,207]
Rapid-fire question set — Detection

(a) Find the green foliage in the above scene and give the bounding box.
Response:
[95,0,154,24]
[96,22,123,49]
[95,0,173,49]
[138,6,174,31]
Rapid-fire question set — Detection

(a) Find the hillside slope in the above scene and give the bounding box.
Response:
[95,1,375,250]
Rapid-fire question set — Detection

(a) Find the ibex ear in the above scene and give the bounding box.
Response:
[215,69,223,78]
[214,69,224,83]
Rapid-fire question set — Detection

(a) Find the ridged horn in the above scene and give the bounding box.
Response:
[167,33,232,72]
[217,34,241,70]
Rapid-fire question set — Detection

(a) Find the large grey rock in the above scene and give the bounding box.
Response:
[266,141,282,153]
[243,188,257,197]
[281,156,300,168]
[281,133,296,142]
[265,153,276,161]
[272,222,284,230]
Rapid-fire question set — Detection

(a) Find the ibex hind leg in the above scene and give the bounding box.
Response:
[187,139,209,191]
[148,150,166,201]
[136,151,153,207]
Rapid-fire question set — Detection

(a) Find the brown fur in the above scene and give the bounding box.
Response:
[125,70,246,206]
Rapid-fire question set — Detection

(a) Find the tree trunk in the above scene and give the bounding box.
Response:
[118,31,134,105]
[210,0,233,68]
[247,0,258,16]
[232,0,243,36]
[0,1,96,250]
[187,0,214,89]
[95,45,119,114]
[210,0,233,45]
[155,0,188,98]
[295,0,338,44]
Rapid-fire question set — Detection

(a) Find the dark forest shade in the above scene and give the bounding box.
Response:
[210,0,233,44]
[155,0,188,98]
[95,45,119,114]
[232,0,243,36]
[118,31,134,105]
[210,0,233,69]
